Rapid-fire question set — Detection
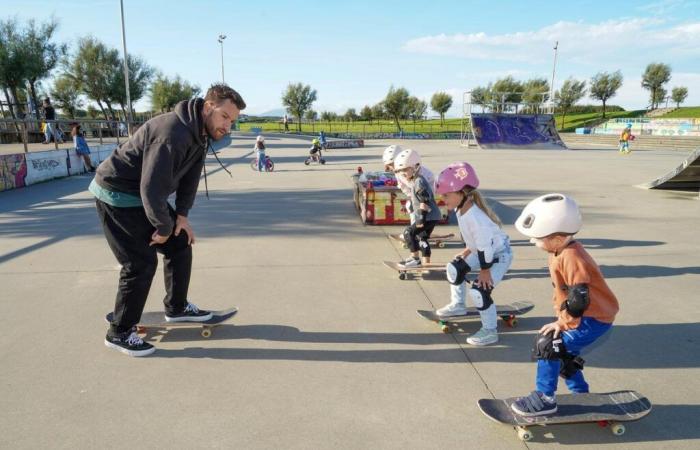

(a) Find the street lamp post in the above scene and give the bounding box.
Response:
[217,34,226,83]
[119,0,133,135]
[549,41,559,112]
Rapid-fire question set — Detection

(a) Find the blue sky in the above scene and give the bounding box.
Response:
[4,0,700,116]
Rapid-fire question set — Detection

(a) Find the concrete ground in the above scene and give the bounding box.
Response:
[0,135,698,449]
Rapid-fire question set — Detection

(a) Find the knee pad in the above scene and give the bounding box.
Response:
[559,354,585,379]
[531,331,567,361]
[446,257,471,285]
[402,226,414,243]
[468,284,493,311]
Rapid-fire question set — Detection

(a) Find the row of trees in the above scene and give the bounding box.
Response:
[0,17,201,122]
[281,84,454,132]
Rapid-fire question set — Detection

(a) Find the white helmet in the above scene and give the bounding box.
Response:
[393,149,421,171]
[382,145,404,165]
[515,193,582,238]
[256,135,265,143]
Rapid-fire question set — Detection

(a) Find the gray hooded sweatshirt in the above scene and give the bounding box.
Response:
[93,98,207,236]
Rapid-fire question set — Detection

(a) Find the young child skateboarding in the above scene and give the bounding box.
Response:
[382,145,435,226]
[393,149,440,268]
[434,162,512,345]
[510,193,619,416]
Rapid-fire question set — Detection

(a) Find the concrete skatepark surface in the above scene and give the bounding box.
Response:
[1,135,698,449]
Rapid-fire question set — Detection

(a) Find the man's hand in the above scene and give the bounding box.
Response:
[174,215,195,245]
[149,231,170,246]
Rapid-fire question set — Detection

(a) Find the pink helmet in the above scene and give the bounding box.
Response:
[435,162,479,194]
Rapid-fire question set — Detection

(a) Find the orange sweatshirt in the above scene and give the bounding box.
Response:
[548,241,619,330]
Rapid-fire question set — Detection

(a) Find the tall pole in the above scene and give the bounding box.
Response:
[120,0,133,135]
[549,41,559,113]
[218,34,226,83]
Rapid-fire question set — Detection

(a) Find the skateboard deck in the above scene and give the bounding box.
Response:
[478,390,651,441]
[383,260,448,280]
[105,307,238,338]
[388,233,460,248]
[417,301,534,331]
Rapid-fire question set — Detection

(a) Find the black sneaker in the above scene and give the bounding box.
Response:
[165,302,213,322]
[511,391,558,417]
[104,331,155,357]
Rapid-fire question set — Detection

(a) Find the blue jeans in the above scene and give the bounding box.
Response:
[257,153,266,171]
[536,317,612,396]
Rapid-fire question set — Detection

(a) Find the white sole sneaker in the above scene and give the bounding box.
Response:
[466,335,499,346]
[104,339,156,357]
[164,312,213,323]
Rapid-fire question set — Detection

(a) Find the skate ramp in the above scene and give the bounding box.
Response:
[471,113,567,149]
[638,148,700,191]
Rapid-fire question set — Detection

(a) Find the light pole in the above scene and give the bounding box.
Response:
[218,34,226,83]
[120,0,133,135]
[549,41,559,112]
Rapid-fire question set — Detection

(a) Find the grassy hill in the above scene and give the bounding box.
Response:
[660,107,700,118]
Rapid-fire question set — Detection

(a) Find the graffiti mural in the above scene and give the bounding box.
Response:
[471,114,567,149]
[0,154,28,192]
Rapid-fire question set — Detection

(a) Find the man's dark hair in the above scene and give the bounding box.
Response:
[205,83,246,110]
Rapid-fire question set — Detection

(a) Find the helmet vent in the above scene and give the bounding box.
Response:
[543,194,564,203]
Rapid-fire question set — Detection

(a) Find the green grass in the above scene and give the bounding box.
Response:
[660,107,700,118]
[238,111,648,135]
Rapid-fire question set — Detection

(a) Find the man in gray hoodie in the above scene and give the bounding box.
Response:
[90,83,246,356]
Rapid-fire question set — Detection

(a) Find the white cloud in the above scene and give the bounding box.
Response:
[402,19,700,64]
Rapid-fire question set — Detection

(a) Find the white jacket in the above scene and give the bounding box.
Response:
[457,205,509,263]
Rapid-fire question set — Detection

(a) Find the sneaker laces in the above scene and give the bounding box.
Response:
[184,303,200,314]
[125,332,144,347]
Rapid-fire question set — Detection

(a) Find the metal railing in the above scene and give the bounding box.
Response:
[0,118,142,153]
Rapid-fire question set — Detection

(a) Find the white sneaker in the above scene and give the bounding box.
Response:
[436,303,468,317]
[402,257,422,268]
[467,327,498,346]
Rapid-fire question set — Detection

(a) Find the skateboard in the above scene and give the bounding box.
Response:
[383,260,447,280]
[388,233,460,248]
[417,301,534,332]
[478,390,651,441]
[105,307,238,338]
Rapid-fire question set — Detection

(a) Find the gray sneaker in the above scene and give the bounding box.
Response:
[466,327,498,346]
[402,257,422,268]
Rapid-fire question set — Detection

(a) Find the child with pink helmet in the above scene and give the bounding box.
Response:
[434,162,513,346]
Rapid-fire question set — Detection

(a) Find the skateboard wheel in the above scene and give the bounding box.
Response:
[438,241,445,248]
[201,328,212,338]
[517,427,533,441]
[610,423,625,436]
[399,273,407,280]
[441,325,450,333]
[402,243,408,249]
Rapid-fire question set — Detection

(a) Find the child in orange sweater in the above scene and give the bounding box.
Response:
[510,193,619,416]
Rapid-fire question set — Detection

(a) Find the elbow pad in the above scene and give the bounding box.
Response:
[561,284,590,318]
[477,249,495,269]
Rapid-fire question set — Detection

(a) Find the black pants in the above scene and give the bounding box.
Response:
[95,199,192,334]
[404,220,438,258]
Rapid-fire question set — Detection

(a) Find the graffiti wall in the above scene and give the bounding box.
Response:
[593,118,700,137]
[0,154,28,191]
[24,150,69,185]
[325,139,364,149]
[471,114,567,149]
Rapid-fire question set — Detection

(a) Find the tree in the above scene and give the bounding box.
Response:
[304,109,317,121]
[371,103,385,121]
[281,82,317,132]
[108,54,154,119]
[0,18,29,120]
[521,78,549,112]
[430,92,452,125]
[50,74,83,118]
[383,86,411,131]
[320,111,335,122]
[150,74,200,112]
[589,71,623,118]
[360,105,373,123]
[653,86,668,108]
[469,86,490,111]
[642,63,671,109]
[491,76,524,111]
[407,96,427,123]
[21,18,67,115]
[671,87,688,108]
[65,36,119,120]
[86,104,99,119]
[554,78,586,130]
[343,108,358,122]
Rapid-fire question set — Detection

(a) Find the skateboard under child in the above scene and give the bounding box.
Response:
[417,301,534,332]
[105,307,238,338]
[478,390,651,441]
[383,260,447,280]
[388,233,460,248]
